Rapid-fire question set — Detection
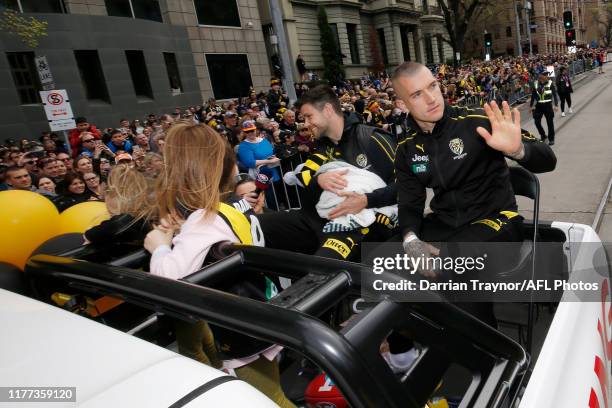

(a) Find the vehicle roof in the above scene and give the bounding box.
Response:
[0,289,278,407]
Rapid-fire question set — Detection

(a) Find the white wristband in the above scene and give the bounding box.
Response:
[507,143,525,160]
[403,234,418,244]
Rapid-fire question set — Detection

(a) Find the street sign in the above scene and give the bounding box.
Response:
[35,56,55,91]
[39,89,76,132]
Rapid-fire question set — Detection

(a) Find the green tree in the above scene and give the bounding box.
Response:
[317,6,345,84]
[591,4,612,47]
[0,8,48,48]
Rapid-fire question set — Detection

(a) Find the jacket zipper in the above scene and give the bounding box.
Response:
[430,128,461,228]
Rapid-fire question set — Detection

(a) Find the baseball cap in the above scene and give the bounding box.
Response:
[115,153,133,164]
[250,102,259,109]
[224,111,237,118]
[241,120,257,132]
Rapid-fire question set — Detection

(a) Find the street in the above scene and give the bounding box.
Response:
[515,67,612,240]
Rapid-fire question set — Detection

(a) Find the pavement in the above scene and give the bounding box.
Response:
[511,67,612,235]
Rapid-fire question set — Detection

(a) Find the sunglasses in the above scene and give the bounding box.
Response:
[82,139,95,143]
[24,160,37,165]
[235,173,254,183]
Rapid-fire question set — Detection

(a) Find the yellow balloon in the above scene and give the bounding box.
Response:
[58,201,110,235]
[0,190,61,270]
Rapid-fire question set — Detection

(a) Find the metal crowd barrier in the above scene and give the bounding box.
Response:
[460,56,602,110]
[260,151,309,211]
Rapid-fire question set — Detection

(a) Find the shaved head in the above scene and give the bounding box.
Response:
[391,62,428,82]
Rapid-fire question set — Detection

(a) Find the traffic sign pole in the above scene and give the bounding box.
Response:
[39,89,76,154]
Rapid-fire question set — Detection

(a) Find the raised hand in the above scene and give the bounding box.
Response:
[476,101,522,156]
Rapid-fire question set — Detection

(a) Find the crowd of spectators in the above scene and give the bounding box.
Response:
[0,47,607,212]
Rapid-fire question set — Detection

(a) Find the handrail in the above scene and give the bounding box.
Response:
[25,245,528,408]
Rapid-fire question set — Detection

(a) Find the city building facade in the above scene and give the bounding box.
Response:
[0,0,271,140]
[463,0,589,59]
[256,0,452,80]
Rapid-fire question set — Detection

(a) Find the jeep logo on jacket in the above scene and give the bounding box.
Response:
[395,103,557,235]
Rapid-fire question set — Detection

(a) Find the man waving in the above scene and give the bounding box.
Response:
[392,62,556,325]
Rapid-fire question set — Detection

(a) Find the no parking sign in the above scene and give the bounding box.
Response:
[39,89,76,131]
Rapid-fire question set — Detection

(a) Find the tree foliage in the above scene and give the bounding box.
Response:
[434,0,493,64]
[0,9,48,48]
[591,4,612,47]
[317,6,345,84]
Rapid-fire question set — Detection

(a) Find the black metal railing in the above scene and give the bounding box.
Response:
[25,244,528,408]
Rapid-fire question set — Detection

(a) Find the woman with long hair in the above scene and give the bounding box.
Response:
[143,122,295,407]
[53,172,92,211]
[37,177,57,196]
[83,172,104,201]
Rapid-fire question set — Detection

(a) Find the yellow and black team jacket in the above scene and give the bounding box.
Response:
[295,112,397,209]
[210,197,279,359]
[395,103,557,237]
[364,109,387,128]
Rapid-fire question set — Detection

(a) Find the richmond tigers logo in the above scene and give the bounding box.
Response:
[449,138,464,156]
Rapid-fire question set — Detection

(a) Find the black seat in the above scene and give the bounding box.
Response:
[495,166,540,354]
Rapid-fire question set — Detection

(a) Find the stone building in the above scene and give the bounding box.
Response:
[0,0,271,139]
[463,0,589,59]
[256,0,452,80]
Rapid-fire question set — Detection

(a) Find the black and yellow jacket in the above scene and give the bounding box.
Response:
[207,197,278,359]
[395,104,557,237]
[295,112,397,209]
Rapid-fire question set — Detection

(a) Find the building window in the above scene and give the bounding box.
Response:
[424,33,434,64]
[105,0,162,22]
[74,50,111,103]
[436,34,444,63]
[347,24,360,64]
[400,25,411,62]
[4,0,66,13]
[163,52,183,95]
[194,0,240,27]
[329,24,341,51]
[125,50,154,99]
[6,52,41,105]
[205,54,252,100]
[376,28,389,65]
[506,26,512,37]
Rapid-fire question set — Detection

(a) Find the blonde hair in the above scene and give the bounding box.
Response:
[105,164,152,220]
[155,122,235,220]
